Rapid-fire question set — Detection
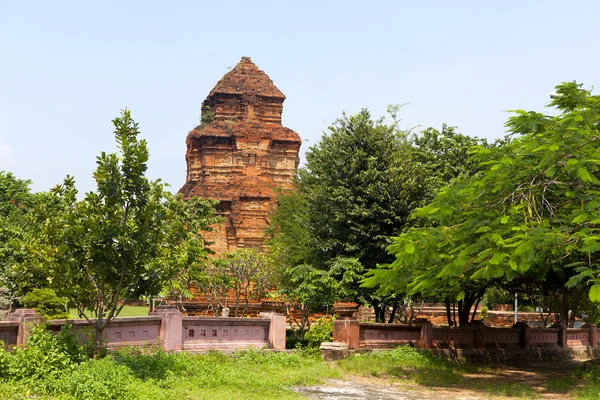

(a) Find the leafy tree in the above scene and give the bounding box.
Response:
[366,82,600,326]
[269,108,485,321]
[274,257,361,336]
[219,249,274,317]
[193,249,275,317]
[0,172,63,310]
[29,109,217,354]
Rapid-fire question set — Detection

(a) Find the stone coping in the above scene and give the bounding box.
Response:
[359,322,422,329]
[47,316,162,325]
[183,317,270,326]
[0,321,20,328]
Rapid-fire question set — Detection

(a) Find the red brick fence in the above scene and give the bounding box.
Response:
[0,307,286,351]
[333,319,599,350]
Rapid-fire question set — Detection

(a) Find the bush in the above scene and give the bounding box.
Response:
[286,330,309,349]
[49,357,136,400]
[7,326,75,380]
[480,306,489,320]
[305,317,333,349]
[22,288,70,319]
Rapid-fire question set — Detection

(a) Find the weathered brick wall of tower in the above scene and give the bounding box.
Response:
[180,57,301,254]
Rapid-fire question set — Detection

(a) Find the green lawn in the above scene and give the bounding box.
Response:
[68,305,150,318]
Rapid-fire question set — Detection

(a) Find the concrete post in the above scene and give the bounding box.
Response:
[419,321,433,349]
[7,309,44,346]
[150,305,183,351]
[332,319,360,350]
[259,311,286,350]
[474,323,486,349]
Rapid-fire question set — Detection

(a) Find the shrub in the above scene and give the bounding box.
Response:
[480,306,489,320]
[22,288,70,319]
[8,326,75,380]
[305,317,333,349]
[49,357,136,400]
[0,287,17,321]
[286,330,309,349]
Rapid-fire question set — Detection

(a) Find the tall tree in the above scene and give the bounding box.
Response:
[366,82,600,326]
[269,108,485,321]
[30,110,217,354]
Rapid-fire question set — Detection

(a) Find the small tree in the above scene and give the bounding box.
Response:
[194,249,274,317]
[33,109,216,355]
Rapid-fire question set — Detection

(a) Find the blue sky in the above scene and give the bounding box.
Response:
[1,1,598,194]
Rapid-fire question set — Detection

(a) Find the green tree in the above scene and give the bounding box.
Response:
[366,82,600,326]
[270,108,485,321]
[0,172,62,312]
[30,109,217,354]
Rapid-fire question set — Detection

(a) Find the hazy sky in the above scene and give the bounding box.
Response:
[1,1,598,194]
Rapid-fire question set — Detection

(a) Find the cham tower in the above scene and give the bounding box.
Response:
[180,57,301,254]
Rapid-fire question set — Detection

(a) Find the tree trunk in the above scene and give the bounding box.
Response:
[445,298,453,326]
[388,301,399,323]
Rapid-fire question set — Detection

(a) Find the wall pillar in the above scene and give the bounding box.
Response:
[474,323,486,349]
[419,321,433,349]
[150,305,183,351]
[259,311,286,350]
[7,309,44,346]
[588,325,598,349]
[512,321,529,348]
[332,319,360,350]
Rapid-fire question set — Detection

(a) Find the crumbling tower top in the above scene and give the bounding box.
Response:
[202,56,286,124]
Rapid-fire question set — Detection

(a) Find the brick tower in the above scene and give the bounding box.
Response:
[180,57,301,254]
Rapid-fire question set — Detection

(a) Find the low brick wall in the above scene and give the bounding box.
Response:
[333,319,599,351]
[183,317,270,350]
[2,308,286,351]
[47,317,163,350]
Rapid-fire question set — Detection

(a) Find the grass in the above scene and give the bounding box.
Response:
[0,348,339,399]
[337,346,477,387]
[480,382,538,398]
[544,376,574,393]
[2,341,600,399]
[68,305,150,318]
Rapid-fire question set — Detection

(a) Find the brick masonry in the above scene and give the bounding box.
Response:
[180,57,301,254]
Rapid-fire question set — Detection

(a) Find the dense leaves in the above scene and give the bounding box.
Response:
[270,108,485,321]
[366,82,600,324]
[26,109,217,353]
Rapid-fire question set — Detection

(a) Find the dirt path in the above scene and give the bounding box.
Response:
[295,361,583,399]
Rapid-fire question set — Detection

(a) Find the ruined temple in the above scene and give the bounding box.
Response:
[180,57,301,254]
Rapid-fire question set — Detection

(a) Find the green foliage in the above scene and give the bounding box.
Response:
[49,358,136,400]
[480,305,489,320]
[200,105,215,126]
[22,288,69,319]
[366,82,600,325]
[304,317,333,349]
[275,258,360,335]
[194,249,274,317]
[1,325,86,381]
[0,172,60,307]
[269,108,486,322]
[0,344,339,399]
[27,109,217,353]
[0,287,17,321]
